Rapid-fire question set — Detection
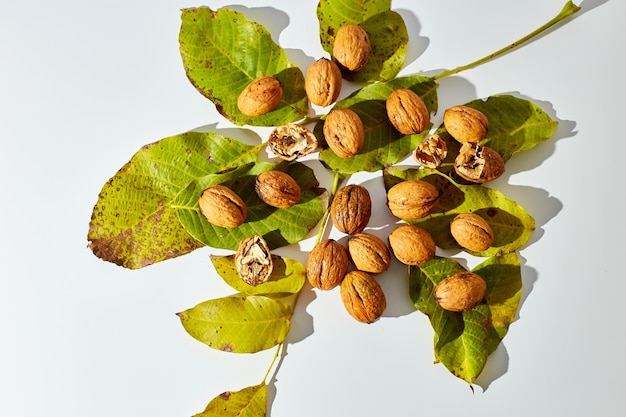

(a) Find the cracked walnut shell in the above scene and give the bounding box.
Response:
[340,270,386,323]
[454,142,505,183]
[199,184,247,229]
[267,123,318,161]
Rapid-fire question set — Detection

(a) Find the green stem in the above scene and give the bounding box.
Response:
[262,343,283,385]
[432,1,581,80]
[314,171,345,244]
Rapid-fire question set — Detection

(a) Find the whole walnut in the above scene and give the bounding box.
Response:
[267,124,318,161]
[340,270,386,323]
[386,88,430,135]
[388,224,436,266]
[450,213,494,252]
[306,239,349,290]
[330,184,372,234]
[386,179,439,220]
[305,58,342,107]
[199,184,247,228]
[235,235,273,287]
[347,232,391,274]
[434,271,487,312]
[454,142,505,183]
[332,24,370,72]
[237,76,283,117]
[255,170,301,209]
[443,105,489,143]
[323,108,365,158]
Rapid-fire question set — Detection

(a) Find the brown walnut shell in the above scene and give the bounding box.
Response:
[347,232,391,274]
[386,88,430,135]
[414,134,448,168]
[443,105,489,143]
[267,123,318,161]
[255,170,301,209]
[386,179,440,220]
[235,235,273,287]
[454,142,505,183]
[332,24,370,72]
[450,213,494,252]
[330,184,372,234]
[237,76,283,117]
[305,57,343,107]
[199,184,247,229]
[434,271,487,312]
[388,224,436,266]
[340,270,386,323]
[306,239,349,290]
[323,108,365,158]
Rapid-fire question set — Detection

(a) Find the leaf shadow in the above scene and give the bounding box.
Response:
[394,8,429,68]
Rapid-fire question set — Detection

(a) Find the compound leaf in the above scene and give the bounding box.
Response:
[180,7,308,126]
[193,383,266,417]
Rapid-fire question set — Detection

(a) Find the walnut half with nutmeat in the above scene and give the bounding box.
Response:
[235,235,273,287]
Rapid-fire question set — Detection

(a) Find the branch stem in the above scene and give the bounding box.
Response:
[432,1,581,80]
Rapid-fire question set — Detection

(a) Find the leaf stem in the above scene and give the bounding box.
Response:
[432,1,581,80]
[314,171,345,245]
[262,343,283,385]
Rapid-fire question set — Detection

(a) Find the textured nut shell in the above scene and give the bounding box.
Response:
[388,224,436,266]
[323,108,365,158]
[414,134,448,168]
[340,271,386,323]
[332,24,370,72]
[434,271,487,312]
[306,239,349,290]
[347,232,391,274]
[450,213,494,252]
[443,105,489,143]
[386,180,439,220]
[235,235,273,286]
[199,185,247,228]
[237,76,283,117]
[386,89,430,135]
[267,123,318,161]
[255,170,301,208]
[330,184,372,234]
[454,142,505,183]
[305,58,342,107]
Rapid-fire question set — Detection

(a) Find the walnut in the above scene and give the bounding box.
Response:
[235,235,273,286]
[347,232,391,274]
[386,179,439,220]
[434,271,487,312]
[443,105,489,143]
[386,88,430,135]
[267,123,318,161]
[198,184,247,229]
[255,170,301,209]
[330,184,372,234]
[306,239,349,290]
[237,76,283,117]
[305,57,343,107]
[340,270,386,323]
[414,134,448,168]
[388,224,436,266]
[323,108,365,158]
[450,213,494,252]
[332,24,370,72]
[454,142,505,183]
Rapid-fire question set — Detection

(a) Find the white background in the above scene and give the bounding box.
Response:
[1,0,624,416]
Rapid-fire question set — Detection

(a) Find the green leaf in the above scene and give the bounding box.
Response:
[436,95,558,169]
[384,167,535,256]
[317,0,408,82]
[179,7,308,126]
[193,383,266,417]
[317,76,438,174]
[409,253,522,383]
[174,161,326,251]
[211,255,306,295]
[178,294,294,353]
[87,131,262,269]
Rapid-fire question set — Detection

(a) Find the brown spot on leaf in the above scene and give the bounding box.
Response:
[221,344,233,352]
[219,391,232,400]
